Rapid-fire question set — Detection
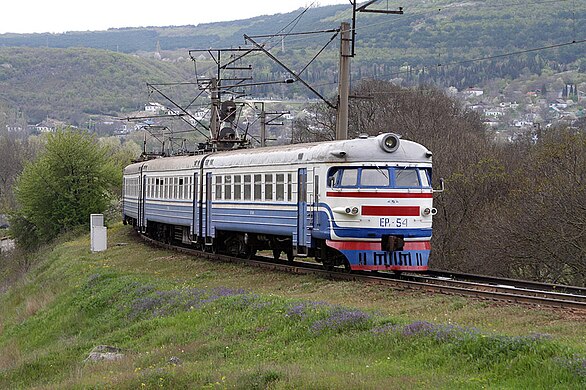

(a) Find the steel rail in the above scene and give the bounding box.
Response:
[137,233,586,311]
[426,269,586,296]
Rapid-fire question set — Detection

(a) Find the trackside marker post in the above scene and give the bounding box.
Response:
[90,214,107,252]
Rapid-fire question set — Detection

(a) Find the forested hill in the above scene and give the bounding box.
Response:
[0,47,193,125]
[1,1,584,69]
[0,1,584,125]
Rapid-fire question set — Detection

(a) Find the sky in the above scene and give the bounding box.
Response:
[1,0,350,34]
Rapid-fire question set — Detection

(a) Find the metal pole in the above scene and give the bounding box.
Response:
[259,102,266,147]
[336,22,351,140]
[210,77,219,141]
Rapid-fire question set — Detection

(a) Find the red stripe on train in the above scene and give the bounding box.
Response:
[327,241,431,251]
[326,191,433,198]
[362,205,420,216]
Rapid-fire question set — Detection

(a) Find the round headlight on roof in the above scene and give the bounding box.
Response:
[380,133,400,153]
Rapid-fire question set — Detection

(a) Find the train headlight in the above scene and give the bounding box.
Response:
[380,134,400,153]
[333,206,360,216]
[422,207,437,216]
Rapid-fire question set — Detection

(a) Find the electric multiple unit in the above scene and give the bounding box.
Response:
[123,133,437,272]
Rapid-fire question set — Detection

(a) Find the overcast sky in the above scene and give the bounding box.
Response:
[1,1,350,34]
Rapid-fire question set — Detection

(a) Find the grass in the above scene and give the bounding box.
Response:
[0,223,585,388]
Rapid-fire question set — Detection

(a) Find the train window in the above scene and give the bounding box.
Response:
[361,168,390,187]
[234,175,242,200]
[327,168,341,188]
[164,178,169,199]
[276,174,285,201]
[340,169,358,187]
[265,174,273,201]
[179,178,185,199]
[224,175,232,200]
[394,168,420,188]
[254,174,262,200]
[215,176,222,200]
[287,173,292,201]
[419,170,430,188]
[244,175,251,200]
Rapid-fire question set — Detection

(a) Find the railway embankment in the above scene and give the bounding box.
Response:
[0,224,585,388]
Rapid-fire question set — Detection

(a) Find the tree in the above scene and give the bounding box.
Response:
[487,128,586,284]
[291,103,336,143]
[12,129,121,247]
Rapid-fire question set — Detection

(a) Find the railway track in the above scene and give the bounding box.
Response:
[139,234,586,311]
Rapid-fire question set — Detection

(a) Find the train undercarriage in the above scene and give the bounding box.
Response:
[125,218,350,271]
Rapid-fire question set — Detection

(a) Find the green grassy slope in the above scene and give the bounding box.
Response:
[0,224,585,388]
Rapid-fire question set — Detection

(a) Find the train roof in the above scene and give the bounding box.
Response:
[123,134,432,174]
[209,134,431,168]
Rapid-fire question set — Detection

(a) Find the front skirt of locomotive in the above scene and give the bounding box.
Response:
[326,240,430,271]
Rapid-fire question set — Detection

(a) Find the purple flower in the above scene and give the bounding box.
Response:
[286,301,329,319]
[310,308,371,333]
[126,286,252,319]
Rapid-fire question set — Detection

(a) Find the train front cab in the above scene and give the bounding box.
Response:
[321,164,435,272]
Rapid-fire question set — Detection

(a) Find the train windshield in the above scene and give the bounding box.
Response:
[328,167,430,189]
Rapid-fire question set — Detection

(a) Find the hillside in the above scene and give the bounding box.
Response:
[0,1,584,129]
[0,47,193,125]
[0,225,585,388]
[1,1,584,74]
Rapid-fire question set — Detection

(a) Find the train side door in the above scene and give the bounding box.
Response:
[192,172,199,241]
[296,168,310,255]
[204,172,214,244]
[138,166,147,232]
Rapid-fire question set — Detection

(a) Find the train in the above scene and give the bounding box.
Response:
[122,133,439,272]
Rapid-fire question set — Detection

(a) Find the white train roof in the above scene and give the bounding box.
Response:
[209,134,431,168]
[124,134,431,174]
[124,155,203,175]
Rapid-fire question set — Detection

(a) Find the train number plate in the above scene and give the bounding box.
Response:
[379,218,408,228]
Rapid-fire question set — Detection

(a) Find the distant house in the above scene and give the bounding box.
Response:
[499,102,519,109]
[484,108,506,117]
[5,124,23,132]
[145,102,166,112]
[513,120,533,128]
[482,119,500,128]
[463,88,484,97]
[469,104,486,112]
[30,120,56,133]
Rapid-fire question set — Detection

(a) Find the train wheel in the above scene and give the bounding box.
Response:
[272,249,281,261]
[286,249,294,264]
[342,259,352,273]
